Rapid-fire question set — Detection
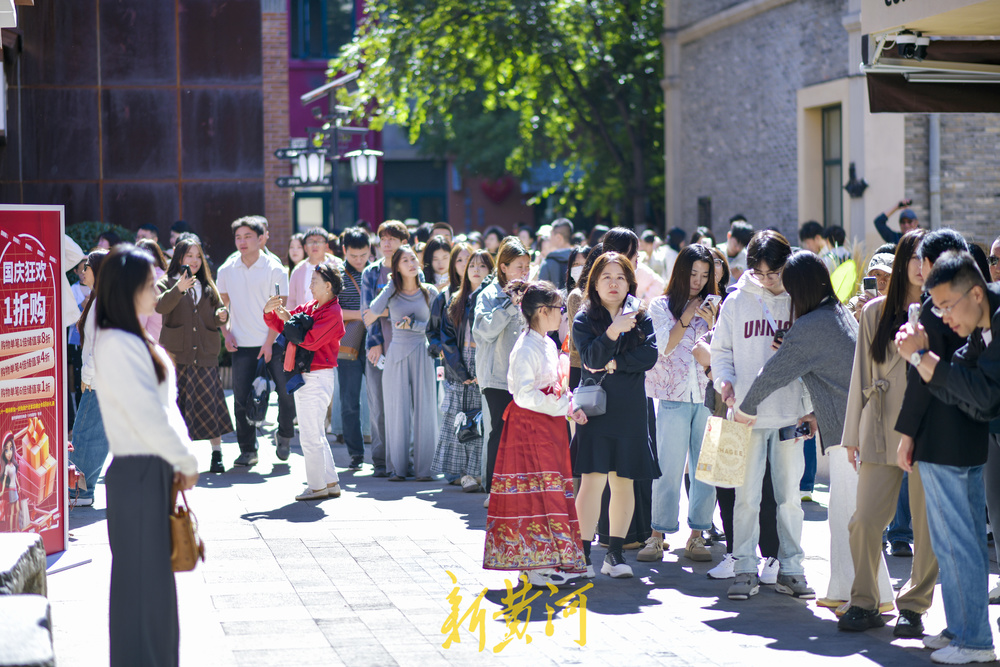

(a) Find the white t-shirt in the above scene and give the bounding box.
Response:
[216,252,288,347]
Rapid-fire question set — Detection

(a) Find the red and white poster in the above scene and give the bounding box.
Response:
[0,205,67,554]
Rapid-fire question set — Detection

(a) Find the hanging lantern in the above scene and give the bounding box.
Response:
[345,144,383,185]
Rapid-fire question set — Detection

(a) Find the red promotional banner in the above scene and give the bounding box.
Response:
[0,205,67,554]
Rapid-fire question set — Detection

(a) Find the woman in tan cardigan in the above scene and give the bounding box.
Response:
[156,235,234,474]
[840,229,939,636]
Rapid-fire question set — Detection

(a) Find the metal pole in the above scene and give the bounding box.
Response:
[329,124,339,233]
[928,113,941,230]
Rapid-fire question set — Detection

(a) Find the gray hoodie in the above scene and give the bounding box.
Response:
[472,280,526,391]
[710,271,810,430]
[539,247,573,289]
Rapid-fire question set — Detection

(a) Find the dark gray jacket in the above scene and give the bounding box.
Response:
[739,299,857,452]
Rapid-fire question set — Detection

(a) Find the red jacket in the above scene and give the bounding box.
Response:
[264,299,345,372]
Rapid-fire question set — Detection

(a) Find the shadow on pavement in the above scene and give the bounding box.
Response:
[241,501,329,524]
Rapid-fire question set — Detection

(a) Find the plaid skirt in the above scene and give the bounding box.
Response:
[176,364,234,441]
[431,346,482,477]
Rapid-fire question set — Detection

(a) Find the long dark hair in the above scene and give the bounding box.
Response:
[708,246,731,293]
[166,235,222,306]
[95,245,168,383]
[565,245,591,292]
[576,243,604,293]
[286,232,304,278]
[600,227,639,262]
[422,234,452,284]
[582,252,648,350]
[136,238,168,271]
[447,242,474,294]
[77,249,109,345]
[389,245,431,306]
[782,251,837,321]
[448,249,494,328]
[871,229,926,364]
[664,245,718,320]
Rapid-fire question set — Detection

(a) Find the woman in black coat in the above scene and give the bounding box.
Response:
[573,252,659,579]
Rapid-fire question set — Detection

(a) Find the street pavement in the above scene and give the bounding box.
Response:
[45,396,1000,666]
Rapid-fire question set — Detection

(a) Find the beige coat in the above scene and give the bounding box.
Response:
[842,297,907,465]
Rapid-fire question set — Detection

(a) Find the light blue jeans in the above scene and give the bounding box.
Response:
[919,462,993,651]
[652,400,716,533]
[69,389,109,501]
[734,428,806,576]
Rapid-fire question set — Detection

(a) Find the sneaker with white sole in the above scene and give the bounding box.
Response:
[774,574,815,599]
[483,494,490,508]
[759,556,779,585]
[924,631,954,650]
[326,482,342,498]
[295,487,329,501]
[708,553,737,579]
[69,496,94,507]
[524,569,579,588]
[601,551,633,578]
[989,583,1000,604]
[930,645,997,664]
[460,475,480,493]
[727,572,760,600]
[684,534,712,562]
[636,535,665,562]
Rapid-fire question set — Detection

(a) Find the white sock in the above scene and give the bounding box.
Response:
[211,443,222,452]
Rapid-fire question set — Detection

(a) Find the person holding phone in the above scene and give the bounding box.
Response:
[733,251,864,609]
[639,245,719,564]
[711,231,814,601]
[155,235,234,474]
[572,252,659,579]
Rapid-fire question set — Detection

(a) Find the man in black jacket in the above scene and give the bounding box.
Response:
[894,240,994,664]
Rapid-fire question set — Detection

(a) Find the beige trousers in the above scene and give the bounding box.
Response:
[848,461,938,612]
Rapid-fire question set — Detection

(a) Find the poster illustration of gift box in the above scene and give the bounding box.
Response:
[0,205,67,554]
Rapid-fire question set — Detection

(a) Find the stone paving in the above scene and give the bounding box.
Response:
[44,399,1000,666]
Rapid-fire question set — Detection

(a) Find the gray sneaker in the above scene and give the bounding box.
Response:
[234,451,258,467]
[275,435,291,461]
[727,573,760,600]
[774,574,815,599]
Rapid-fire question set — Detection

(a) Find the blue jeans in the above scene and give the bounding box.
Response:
[652,400,716,532]
[919,462,993,651]
[734,428,806,576]
[800,436,816,493]
[337,357,367,459]
[69,389,109,501]
[886,472,914,544]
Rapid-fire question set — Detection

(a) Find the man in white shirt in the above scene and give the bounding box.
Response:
[217,215,293,467]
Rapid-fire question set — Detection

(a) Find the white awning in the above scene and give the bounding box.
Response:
[862,0,1000,37]
[0,0,16,29]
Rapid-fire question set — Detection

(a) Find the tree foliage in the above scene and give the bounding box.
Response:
[330,0,664,226]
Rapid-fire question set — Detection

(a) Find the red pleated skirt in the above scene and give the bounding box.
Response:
[483,401,587,573]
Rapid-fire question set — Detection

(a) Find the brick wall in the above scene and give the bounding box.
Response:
[677,0,848,238]
[262,4,293,259]
[905,113,1000,247]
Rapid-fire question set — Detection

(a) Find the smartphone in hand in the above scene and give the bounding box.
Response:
[863,276,878,297]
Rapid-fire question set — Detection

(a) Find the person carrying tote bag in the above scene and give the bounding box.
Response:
[93,244,199,667]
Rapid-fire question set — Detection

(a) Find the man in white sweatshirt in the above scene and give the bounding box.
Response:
[711,230,815,601]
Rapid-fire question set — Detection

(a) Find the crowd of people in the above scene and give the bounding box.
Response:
[69,209,1000,666]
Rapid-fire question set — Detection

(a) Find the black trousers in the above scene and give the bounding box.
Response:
[483,388,513,493]
[716,460,779,558]
[106,455,178,667]
[231,344,296,453]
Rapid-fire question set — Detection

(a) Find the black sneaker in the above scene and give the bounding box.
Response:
[233,451,258,467]
[891,541,913,558]
[838,606,886,632]
[209,451,225,474]
[893,609,924,638]
[601,550,633,578]
[348,456,364,470]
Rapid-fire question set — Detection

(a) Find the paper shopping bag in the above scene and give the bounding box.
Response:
[695,415,752,488]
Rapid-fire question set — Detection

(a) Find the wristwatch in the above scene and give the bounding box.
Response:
[909,349,928,366]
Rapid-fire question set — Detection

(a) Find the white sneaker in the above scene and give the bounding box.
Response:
[924,631,954,650]
[483,494,490,508]
[601,551,633,578]
[707,553,737,579]
[930,645,996,664]
[584,563,595,579]
[69,497,94,507]
[524,569,579,588]
[989,583,1000,604]
[759,557,779,585]
[460,475,480,493]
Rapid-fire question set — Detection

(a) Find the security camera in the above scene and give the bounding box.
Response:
[914,35,930,61]
[896,31,917,59]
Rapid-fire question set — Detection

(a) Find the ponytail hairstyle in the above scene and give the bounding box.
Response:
[389,245,431,306]
[77,249,109,345]
[448,249,494,328]
[509,280,561,329]
[95,244,169,383]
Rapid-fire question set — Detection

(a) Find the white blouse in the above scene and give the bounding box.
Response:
[507,329,571,418]
[94,328,198,476]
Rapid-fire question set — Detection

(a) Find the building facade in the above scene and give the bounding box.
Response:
[663,0,1000,249]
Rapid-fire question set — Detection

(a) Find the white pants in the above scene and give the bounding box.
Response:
[294,369,340,492]
[827,446,893,603]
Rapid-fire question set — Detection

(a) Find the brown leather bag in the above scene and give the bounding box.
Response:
[170,482,205,572]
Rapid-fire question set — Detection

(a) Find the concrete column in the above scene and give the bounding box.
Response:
[262,0,293,253]
[662,0,681,234]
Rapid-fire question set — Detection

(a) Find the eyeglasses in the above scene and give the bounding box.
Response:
[989,256,1000,267]
[931,286,974,318]
[713,259,724,267]
[544,304,567,314]
[751,269,782,282]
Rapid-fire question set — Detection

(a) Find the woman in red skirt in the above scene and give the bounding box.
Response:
[484,281,590,586]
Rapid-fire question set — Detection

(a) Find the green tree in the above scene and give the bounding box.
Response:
[330,0,664,227]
